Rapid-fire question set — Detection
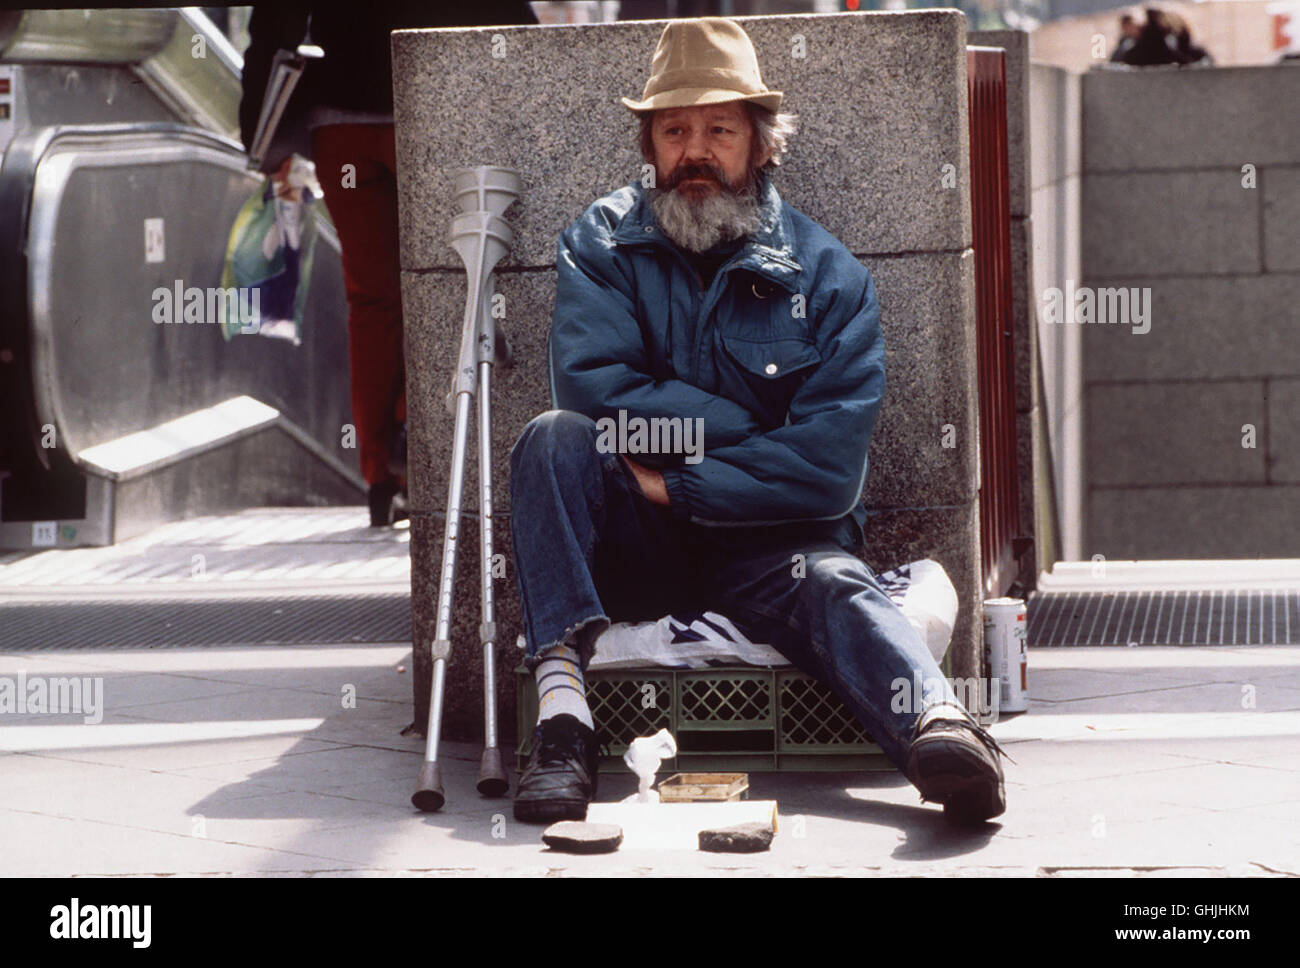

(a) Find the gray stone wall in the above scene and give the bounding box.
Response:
[1079,66,1300,559]
[391,11,982,739]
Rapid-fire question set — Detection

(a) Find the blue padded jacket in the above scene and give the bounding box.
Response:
[549,173,885,535]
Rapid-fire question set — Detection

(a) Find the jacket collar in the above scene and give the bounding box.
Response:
[611,171,803,292]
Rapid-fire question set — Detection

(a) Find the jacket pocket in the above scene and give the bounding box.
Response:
[718,334,821,428]
[720,334,821,380]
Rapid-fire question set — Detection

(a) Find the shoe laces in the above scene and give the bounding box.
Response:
[532,718,604,768]
[914,714,1017,766]
[533,721,581,766]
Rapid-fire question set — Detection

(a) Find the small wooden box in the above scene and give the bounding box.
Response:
[658,772,749,802]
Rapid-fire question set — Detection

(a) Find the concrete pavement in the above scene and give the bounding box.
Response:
[2,643,1298,877]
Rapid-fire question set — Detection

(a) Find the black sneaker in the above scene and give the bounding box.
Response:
[905,703,1012,826]
[513,713,601,824]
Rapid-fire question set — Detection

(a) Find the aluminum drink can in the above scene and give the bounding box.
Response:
[984,597,1028,713]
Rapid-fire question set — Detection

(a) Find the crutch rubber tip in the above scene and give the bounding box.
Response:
[412,762,445,812]
[477,747,510,798]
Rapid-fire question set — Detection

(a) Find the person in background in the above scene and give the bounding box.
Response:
[1109,13,1142,63]
[1119,7,1213,67]
[239,2,538,526]
[1156,9,1214,64]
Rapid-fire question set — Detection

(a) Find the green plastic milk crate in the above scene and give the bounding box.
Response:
[515,665,893,773]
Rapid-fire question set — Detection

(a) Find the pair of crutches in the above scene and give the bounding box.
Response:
[412,166,521,812]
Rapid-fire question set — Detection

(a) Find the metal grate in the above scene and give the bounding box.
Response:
[1028,590,1300,646]
[780,673,874,746]
[0,594,411,650]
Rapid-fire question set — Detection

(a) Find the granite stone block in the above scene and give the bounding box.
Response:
[1085,380,1267,487]
[1010,215,1034,414]
[1082,171,1260,277]
[1017,408,1034,542]
[1081,274,1300,383]
[862,500,982,681]
[1081,67,1300,173]
[1268,378,1300,484]
[408,510,525,743]
[1015,407,1039,590]
[1262,166,1300,273]
[863,251,979,509]
[391,11,973,271]
[401,269,554,517]
[1087,485,1300,559]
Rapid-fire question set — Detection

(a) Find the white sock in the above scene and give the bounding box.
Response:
[534,644,594,729]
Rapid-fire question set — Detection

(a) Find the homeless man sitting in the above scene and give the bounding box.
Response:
[510,17,1009,827]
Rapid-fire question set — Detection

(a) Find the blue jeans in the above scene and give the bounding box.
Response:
[508,409,963,771]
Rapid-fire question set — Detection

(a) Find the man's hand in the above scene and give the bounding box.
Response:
[622,456,670,506]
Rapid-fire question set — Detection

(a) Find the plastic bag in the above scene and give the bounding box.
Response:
[219,158,321,345]
[584,558,959,670]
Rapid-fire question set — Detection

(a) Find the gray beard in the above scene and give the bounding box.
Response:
[649,180,763,253]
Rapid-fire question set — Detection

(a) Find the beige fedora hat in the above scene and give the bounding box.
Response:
[621,18,782,114]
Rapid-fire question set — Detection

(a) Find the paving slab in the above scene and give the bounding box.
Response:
[0,808,367,877]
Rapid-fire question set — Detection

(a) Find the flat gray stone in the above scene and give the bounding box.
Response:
[542,821,623,854]
[1269,379,1300,484]
[698,822,774,853]
[1087,485,1300,559]
[1081,67,1300,172]
[1263,166,1300,273]
[1082,170,1260,277]
[1085,380,1266,487]
[1080,274,1300,384]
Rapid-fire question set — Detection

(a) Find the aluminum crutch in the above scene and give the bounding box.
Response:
[412,166,520,812]
[458,166,521,801]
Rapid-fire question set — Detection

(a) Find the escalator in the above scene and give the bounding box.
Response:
[0,8,362,549]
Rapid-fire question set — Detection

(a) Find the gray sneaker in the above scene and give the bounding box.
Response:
[905,703,1011,826]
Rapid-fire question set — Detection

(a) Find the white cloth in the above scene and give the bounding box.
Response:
[585,558,958,670]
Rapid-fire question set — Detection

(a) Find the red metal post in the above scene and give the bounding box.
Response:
[967,47,1021,598]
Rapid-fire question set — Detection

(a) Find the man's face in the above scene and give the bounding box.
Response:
[651,102,769,198]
